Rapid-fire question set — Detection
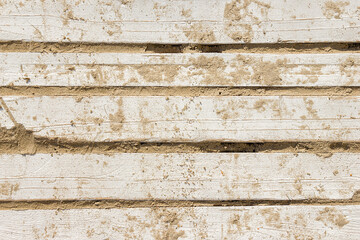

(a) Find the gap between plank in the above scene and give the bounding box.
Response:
[0,197,359,210]
[1,125,360,155]
[0,87,359,96]
[0,41,359,53]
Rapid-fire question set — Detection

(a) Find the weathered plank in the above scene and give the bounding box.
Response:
[0,206,359,239]
[1,96,360,142]
[0,52,359,87]
[0,0,359,44]
[0,153,358,201]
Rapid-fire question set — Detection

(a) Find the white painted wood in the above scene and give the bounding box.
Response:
[0,153,358,201]
[0,52,359,87]
[0,106,14,129]
[0,96,359,141]
[0,0,359,43]
[0,206,359,239]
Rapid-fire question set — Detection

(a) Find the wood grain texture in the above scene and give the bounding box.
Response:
[0,0,359,43]
[1,96,360,141]
[0,153,358,201]
[0,206,359,239]
[0,52,358,87]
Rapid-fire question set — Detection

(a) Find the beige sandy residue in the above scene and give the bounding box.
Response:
[316,207,349,228]
[224,0,270,42]
[181,8,192,18]
[87,65,107,85]
[187,55,287,86]
[231,55,287,85]
[0,182,19,196]
[122,208,188,239]
[253,59,286,85]
[33,223,58,240]
[227,213,252,234]
[215,99,247,120]
[0,124,36,155]
[183,23,216,43]
[120,0,133,6]
[297,65,322,84]
[85,65,126,85]
[340,57,357,85]
[322,1,350,19]
[109,98,125,132]
[304,98,319,119]
[136,64,180,84]
[260,208,282,228]
[189,56,226,84]
[253,99,267,112]
[230,55,287,85]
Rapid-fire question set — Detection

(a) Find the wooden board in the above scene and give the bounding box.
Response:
[0,0,359,43]
[0,206,359,239]
[0,52,359,87]
[0,153,358,201]
[1,96,360,142]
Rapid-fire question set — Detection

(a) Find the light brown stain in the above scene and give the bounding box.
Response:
[123,208,189,240]
[215,99,247,120]
[316,207,349,228]
[109,98,125,132]
[191,54,281,86]
[189,56,226,84]
[0,182,19,196]
[297,65,322,84]
[181,8,192,18]
[322,1,350,19]
[253,99,267,112]
[260,208,282,228]
[135,63,180,84]
[224,0,270,42]
[293,175,304,195]
[340,57,357,85]
[183,23,216,43]
[227,212,252,234]
[87,65,107,85]
[252,59,286,85]
[304,98,319,119]
[32,223,58,239]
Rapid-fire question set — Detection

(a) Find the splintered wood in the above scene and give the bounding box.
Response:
[0,0,359,239]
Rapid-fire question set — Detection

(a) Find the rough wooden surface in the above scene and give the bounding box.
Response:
[0,0,359,43]
[1,0,359,238]
[0,206,359,239]
[0,153,358,201]
[0,52,358,87]
[1,96,359,141]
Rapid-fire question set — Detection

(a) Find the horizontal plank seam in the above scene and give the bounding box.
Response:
[1,125,360,154]
[0,198,360,210]
[0,87,360,96]
[0,41,359,53]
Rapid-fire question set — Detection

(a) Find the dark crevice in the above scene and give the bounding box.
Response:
[0,41,359,53]
[0,197,359,210]
[1,124,360,154]
[0,86,360,96]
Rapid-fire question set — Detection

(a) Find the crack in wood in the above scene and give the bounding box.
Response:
[0,197,359,210]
